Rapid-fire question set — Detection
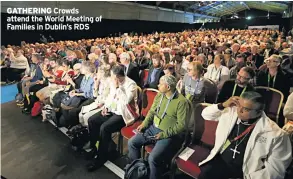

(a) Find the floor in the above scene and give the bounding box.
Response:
[1,84,192,179]
[1,101,120,179]
[1,84,18,104]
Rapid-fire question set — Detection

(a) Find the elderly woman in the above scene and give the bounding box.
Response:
[79,65,111,126]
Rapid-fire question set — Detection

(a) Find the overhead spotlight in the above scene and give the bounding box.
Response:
[246,16,251,20]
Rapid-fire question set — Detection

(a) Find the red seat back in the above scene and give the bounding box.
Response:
[201,120,218,147]
[255,86,284,124]
[141,69,149,85]
[141,88,159,117]
[191,103,218,147]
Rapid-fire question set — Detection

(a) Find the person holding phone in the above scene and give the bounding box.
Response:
[128,75,191,179]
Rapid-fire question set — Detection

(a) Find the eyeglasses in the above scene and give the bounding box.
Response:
[187,68,193,72]
[265,59,279,63]
[237,103,259,113]
[237,73,250,81]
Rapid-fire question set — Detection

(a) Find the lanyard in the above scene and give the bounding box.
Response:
[267,73,277,88]
[232,121,257,142]
[188,77,200,95]
[232,84,247,97]
[210,66,221,81]
[156,92,177,119]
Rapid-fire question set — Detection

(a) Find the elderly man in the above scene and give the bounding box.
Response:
[198,91,292,179]
[256,54,290,101]
[250,44,264,69]
[119,52,140,85]
[128,75,191,179]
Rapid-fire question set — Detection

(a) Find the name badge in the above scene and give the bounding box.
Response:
[154,115,161,128]
[65,85,71,91]
[110,102,117,111]
[220,139,231,154]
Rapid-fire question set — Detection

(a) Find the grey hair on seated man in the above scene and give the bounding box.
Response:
[160,75,177,92]
[241,91,265,113]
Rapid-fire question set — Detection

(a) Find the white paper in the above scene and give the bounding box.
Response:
[178,147,195,161]
[81,103,98,114]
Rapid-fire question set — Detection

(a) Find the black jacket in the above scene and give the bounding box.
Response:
[256,68,290,101]
[251,53,264,69]
[217,80,255,103]
[144,66,164,89]
[126,62,140,86]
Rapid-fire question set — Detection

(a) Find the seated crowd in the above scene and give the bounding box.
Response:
[1,28,293,179]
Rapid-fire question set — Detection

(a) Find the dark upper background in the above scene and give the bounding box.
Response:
[1,1,293,46]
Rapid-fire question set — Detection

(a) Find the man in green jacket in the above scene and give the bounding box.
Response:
[128,74,190,179]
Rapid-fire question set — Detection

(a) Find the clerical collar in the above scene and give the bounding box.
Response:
[238,116,260,125]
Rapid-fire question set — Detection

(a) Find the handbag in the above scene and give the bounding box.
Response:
[61,95,82,108]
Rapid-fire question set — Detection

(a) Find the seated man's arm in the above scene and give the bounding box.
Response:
[160,99,189,139]
[284,93,293,120]
[201,104,227,121]
[248,134,292,179]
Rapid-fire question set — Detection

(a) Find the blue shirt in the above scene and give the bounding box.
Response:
[149,68,160,84]
[30,63,43,82]
[76,75,94,99]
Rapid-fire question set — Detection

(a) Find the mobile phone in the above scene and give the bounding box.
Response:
[146,136,156,139]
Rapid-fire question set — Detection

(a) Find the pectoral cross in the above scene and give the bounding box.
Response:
[230,146,240,159]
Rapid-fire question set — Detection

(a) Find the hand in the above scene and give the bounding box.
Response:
[48,78,55,82]
[66,77,73,84]
[97,103,104,108]
[136,124,145,133]
[36,80,44,84]
[69,90,76,97]
[222,96,240,108]
[101,108,108,116]
[154,133,161,140]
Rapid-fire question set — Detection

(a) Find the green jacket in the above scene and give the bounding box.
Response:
[142,92,190,139]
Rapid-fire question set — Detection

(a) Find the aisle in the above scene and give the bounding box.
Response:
[1,84,18,104]
[1,101,119,179]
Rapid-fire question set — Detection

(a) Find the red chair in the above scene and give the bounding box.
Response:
[141,69,149,86]
[119,88,159,155]
[170,103,218,179]
[255,86,284,125]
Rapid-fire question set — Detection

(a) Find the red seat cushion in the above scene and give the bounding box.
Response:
[121,121,142,140]
[145,144,154,153]
[175,144,211,178]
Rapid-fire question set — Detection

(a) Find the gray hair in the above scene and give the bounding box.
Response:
[81,61,96,73]
[160,75,177,92]
[241,91,265,111]
[198,53,206,61]
[119,52,130,61]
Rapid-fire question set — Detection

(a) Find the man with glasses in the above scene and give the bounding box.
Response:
[217,67,255,103]
[198,91,292,179]
[256,54,290,101]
